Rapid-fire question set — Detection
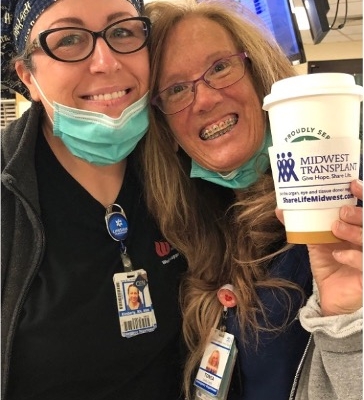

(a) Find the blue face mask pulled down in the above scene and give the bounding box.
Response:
[31,75,149,165]
[190,131,272,189]
[53,93,149,165]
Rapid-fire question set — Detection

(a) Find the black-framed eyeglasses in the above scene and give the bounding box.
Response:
[24,17,151,63]
[151,52,249,115]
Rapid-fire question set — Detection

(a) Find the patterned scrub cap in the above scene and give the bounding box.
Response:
[1,0,145,100]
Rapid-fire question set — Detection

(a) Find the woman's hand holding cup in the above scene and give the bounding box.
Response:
[276,179,363,316]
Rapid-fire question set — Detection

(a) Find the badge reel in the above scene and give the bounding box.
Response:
[194,285,238,400]
[105,204,157,338]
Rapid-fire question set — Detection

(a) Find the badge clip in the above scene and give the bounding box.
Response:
[105,204,128,242]
[105,204,135,272]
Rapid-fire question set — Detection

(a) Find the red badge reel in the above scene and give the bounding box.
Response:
[217,284,237,308]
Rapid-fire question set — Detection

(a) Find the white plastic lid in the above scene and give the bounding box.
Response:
[263,73,363,110]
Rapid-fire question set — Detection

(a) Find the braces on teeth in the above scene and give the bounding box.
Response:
[201,116,238,139]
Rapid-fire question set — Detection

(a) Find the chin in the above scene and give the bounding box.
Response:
[210,162,242,173]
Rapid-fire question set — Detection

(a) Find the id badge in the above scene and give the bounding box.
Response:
[194,329,238,400]
[113,269,157,338]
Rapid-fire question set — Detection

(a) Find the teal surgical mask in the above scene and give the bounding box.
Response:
[53,93,149,165]
[190,132,272,189]
[32,75,149,165]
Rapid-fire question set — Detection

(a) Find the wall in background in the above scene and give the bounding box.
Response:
[294,41,362,74]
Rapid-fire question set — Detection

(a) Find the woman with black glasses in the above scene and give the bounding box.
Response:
[1,1,186,399]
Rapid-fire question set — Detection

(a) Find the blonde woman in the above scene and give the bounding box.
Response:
[143,0,363,399]
[206,350,220,375]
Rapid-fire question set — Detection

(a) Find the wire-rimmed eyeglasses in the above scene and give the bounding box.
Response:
[24,17,151,63]
[151,52,249,115]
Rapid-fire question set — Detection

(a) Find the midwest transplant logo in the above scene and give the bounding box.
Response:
[268,137,359,212]
[276,152,299,183]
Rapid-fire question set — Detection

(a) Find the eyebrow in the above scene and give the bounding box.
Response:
[160,51,234,89]
[47,12,134,29]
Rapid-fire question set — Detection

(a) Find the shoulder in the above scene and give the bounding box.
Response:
[2,102,43,166]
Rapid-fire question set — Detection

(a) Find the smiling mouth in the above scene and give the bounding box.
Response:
[200,115,238,140]
[84,90,128,101]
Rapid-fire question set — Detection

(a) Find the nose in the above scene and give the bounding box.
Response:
[89,37,121,73]
[191,80,224,113]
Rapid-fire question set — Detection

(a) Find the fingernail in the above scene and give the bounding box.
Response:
[340,205,353,219]
[356,179,363,187]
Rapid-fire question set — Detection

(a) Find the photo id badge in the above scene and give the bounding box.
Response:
[113,269,157,338]
[194,329,237,400]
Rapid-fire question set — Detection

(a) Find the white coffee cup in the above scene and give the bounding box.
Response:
[263,73,363,244]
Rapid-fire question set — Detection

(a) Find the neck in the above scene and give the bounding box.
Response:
[43,121,127,207]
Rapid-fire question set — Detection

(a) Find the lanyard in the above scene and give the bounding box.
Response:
[105,203,134,272]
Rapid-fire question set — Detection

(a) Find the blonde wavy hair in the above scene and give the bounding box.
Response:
[142,0,305,397]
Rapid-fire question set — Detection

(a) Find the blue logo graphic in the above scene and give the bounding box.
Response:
[108,213,128,241]
[276,152,299,182]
